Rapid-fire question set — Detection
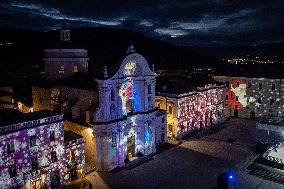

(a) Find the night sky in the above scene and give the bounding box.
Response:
[0,0,283,47]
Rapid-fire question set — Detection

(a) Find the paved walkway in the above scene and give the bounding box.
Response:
[63,118,284,189]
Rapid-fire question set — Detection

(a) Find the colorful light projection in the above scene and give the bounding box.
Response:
[0,118,85,188]
[119,61,142,115]
[145,126,152,144]
[124,61,137,76]
[227,80,255,110]
[176,88,225,137]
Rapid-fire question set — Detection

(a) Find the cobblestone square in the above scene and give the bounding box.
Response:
[71,119,284,189]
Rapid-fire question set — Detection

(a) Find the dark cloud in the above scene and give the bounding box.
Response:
[0,0,283,46]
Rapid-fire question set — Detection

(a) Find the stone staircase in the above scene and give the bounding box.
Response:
[247,163,284,185]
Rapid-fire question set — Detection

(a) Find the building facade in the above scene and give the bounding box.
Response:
[214,76,284,118]
[90,52,166,171]
[156,80,226,139]
[0,110,85,189]
[44,29,89,81]
[32,28,167,172]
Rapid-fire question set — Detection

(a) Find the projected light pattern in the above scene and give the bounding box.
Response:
[124,61,137,76]
[177,88,225,137]
[0,115,85,188]
[119,60,142,115]
[227,80,255,110]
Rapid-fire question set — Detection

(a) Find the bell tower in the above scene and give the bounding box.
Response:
[60,22,71,41]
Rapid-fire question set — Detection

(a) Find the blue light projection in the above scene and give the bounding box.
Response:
[132,81,142,112]
[145,127,152,144]
[119,61,142,115]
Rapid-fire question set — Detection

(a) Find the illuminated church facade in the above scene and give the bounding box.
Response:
[92,51,166,171]
[32,28,167,171]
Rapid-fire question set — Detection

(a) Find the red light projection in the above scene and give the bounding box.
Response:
[227,80,246,110]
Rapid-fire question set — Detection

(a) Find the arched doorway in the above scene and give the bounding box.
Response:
[50,171,60,189]
[250,111,255,119]
[127,131,135,159]
[234,109,238,117]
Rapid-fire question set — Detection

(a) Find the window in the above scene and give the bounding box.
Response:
[31,157,38,172]
[73,65,78,73]
[168,124,173,132]
[7,141,15,154]
[236,96,238,101]
[111,89,115,101]
[70,150,75,162]
[50,99,55,105]
[259,83,262,90]
[111,133,116,147]
[30,136,36,147]
[226,81,229,87]
[162,117,165,123]
[270,99,275,105]
[148,96,152,109]
[9,164,17,178]
[58,66,65,74]
[168,106,172,115]
[247,82,251,88]
[50,130,55,142]
[235,105,238,109]
[147,84,152,94]
[272,84,276,90]
[226,95,228,100]
[258,98,262,104]
[51,151,57,163]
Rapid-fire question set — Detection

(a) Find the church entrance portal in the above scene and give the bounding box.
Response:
[127,133,135,159]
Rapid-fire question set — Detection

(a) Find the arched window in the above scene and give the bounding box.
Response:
[58,66,64,74]
[111,89,115,101]
[147,84,152,94]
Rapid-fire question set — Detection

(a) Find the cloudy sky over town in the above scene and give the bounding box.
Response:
[1,0,283,46]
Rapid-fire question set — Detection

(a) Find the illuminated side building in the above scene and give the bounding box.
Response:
[0,109,85,189]
[213,76,284,118]
[32,41,166,171]
[155,77,226,139]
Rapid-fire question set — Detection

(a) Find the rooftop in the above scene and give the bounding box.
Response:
[34,73,98,90]
[64,130,84,143]
[156,76,225,96]
[0,108,60,127]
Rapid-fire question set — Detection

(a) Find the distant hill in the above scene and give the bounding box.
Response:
[0,27,220,72]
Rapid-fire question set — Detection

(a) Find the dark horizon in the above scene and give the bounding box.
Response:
[1,0,283,48]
